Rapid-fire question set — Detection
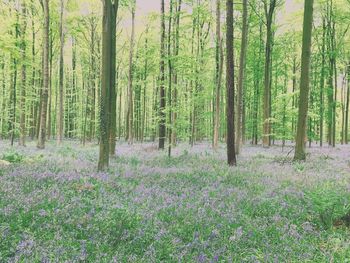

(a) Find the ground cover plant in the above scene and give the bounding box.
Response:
[1,141,349,262]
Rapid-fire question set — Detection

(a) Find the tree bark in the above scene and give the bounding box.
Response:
[37,0,50,149]
[159,0,166,150]
[109,2,119,155]
[19,3,27,146]
[127,5,135,145]
[235,0,248,154]
[213,0,222,150]
[57,0,64,145]
[294,0,314,161]
[226,0,237,166]
[262,0,276,148]
[98,0,113,170]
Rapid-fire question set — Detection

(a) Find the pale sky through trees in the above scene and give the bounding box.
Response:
[120,0,304,34]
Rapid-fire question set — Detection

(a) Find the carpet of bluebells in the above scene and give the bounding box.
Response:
[0,140,350,262]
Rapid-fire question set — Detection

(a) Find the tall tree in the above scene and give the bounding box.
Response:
[159,0,166,150]
[57,0,65,145]
[127,3,135,145]
[294,0,314,161]
[167,0,173,157]
[213,0,222,150]
[37,0,50,149]
[98,0,118,171]
[226,0,237,166]
[109,2,119,155]
[235,0,248,154]
[262,0,277,147]
[19,3,27,146]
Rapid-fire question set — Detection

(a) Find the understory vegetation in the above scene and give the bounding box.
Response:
[1,141,349,262]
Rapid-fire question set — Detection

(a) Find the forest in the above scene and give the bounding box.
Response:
[0,0,350,261]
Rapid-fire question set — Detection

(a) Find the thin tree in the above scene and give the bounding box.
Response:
[127,3,135,145]
[37,0,50,149]
[213,0,223,150]
[294,0,314,161]
[57,0,65,145]
[226,0,237,166]
[19,3,27,146]
[109,2,119,155]
[262,0,277,147]
[159,0,166,150]
[167,0,173,157]
[236,0,248,154]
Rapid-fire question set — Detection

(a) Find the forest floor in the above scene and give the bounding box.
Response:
[0,140,350,262]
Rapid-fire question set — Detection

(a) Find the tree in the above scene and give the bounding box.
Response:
[37,0,50,149]
[109,1,119,155]
[159,0,166,150]
[226,0,237,166]
[57,0,65,145]
[127,3,135,145]
[98,0,119,171]
[19,3,27,146]
[294,0,314,161]
[213,0,223,150]
[262,0,277,147]
[236,0,248,154]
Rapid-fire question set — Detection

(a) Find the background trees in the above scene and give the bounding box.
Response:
[0,0,350,166]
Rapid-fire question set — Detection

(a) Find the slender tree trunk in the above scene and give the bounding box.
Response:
[171,0,182,147]
[10,12,20,146]
[57,0,64,145]
[262,0,276,148]
[127,5,135,145]
[19,3,27,146]
[109,3,119,155]
[159,0,166,149]
[30,0,36,140]
[341,73,346,144]
[294,0,314,161]
[167,0,173,157]
[98,1,113,170]
[226,0,237,166]
[37,0,50,149]
[235,0,248,154]
[213,0,222,150]
[141,34,148,143]
[320,18,326,147]
[47,29,53,140]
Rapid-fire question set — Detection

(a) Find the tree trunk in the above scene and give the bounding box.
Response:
[37,0,50,149]
[168,0,173,157]
[226,0,237,166]
[127,5,135,145]
[320,18,326,147]
[213,0,222,150]
[262,0,276,148]
[159,0,166,150]
[19,3,27,146]
[235,0,248,154]
[109,3,118,155]
[57,0,64,145]
[98,0,113,170]
[294,0,314,161]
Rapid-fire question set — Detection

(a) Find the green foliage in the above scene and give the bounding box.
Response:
[2,150,24,163]
[306,183,350,229]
